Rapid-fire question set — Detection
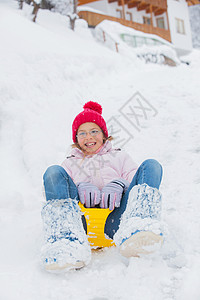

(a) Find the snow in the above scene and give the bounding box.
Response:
[78,5,110,16]
[0,1,200,299]
[94,20,179,65]
[95,19,173,46]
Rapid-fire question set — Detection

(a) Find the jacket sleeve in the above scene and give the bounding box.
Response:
[118,150,138,183]
[61,158,73,180]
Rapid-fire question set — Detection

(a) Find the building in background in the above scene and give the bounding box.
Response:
[189,4,200,48]
[78,0,200,56]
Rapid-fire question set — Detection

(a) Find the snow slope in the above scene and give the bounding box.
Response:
[0,1,200,299]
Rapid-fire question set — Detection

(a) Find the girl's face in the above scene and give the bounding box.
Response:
[77,122,104,155]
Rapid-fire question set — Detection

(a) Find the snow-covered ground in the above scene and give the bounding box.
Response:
[0,1,200,299]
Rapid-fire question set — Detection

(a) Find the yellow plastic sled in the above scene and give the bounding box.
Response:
[79,202,115,248]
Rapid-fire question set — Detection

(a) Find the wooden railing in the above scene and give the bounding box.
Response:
[78,11,171,42]
[88,0,168,9]
[124,0,167,9]
[143,0,167,8]
[186,0,200,6]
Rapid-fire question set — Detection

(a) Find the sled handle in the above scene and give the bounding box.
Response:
[79,202,115,248]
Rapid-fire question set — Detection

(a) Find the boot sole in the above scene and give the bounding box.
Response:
[45,260,85,272]
[119,231,163,258]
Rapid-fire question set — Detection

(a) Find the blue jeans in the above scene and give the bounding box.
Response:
[43,159,163,239]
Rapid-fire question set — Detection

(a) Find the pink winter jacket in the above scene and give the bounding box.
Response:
[61,141,138,190]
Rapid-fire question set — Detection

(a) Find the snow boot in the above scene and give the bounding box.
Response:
[114,184,163,258]
[41,198,91,272]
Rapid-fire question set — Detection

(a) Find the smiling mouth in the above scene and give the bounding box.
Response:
[85,142,96,148]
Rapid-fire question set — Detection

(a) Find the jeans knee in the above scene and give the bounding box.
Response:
[43,165,66,181]
[142,159,163,176]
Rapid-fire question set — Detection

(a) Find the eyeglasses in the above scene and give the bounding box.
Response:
[76,129,102,139]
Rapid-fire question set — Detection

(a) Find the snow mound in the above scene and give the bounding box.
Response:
[94,20,180,65]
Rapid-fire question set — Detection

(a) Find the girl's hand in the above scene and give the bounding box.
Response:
[101,179,129,210]
[77,182,100,208]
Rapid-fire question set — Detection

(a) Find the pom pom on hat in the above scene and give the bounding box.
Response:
[72,101,108,143]
[83,101,102,115]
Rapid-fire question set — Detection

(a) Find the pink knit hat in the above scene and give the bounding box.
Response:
[72,101,108,143]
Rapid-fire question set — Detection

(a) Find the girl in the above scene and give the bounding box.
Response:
[41,101,163,272]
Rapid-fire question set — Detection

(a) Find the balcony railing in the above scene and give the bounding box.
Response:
[78,11,171,42]
[115,0,168,10]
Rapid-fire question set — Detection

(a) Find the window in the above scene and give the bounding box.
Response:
[156,17,165,29]
[143,17,151,25]
[116,9,122,19]
[135,36,145,47]
[146,38,156,46]
[121,34,136,47]
[126,12,132,22]
[176,18,185,34]
[120,34,166,48]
